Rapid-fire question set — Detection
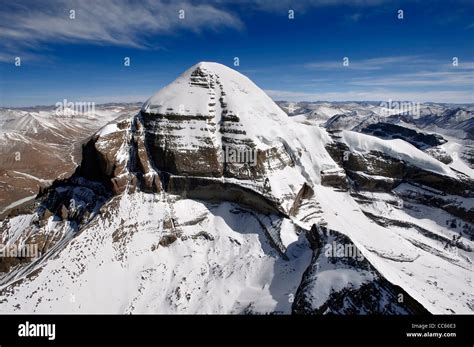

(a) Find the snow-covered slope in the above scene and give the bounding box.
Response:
[0,192,313,313]
[339,130,455,177]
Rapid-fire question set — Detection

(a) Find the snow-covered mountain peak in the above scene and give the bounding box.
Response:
[128,61,329,187]
[141,62,289,134]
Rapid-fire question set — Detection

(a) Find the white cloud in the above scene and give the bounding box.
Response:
[347,69,474,87]
[304,56,434,71]
[0,0,243,51]
[301,56,474,95]
[245,0,390,12]
[0,53,12,63]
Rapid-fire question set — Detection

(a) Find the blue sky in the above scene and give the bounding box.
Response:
[0,0,473,107]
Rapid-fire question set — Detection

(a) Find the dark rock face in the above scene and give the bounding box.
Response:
[78,118,131,193]
[290,183,315,216]
[159,234,178,247]
[325,142,405,192]
[405,166,472,197]
[166,175,284,216]
[343,151,406,179]
[0,176,110,273]
[142,111,223,177]
[78,136,113,184]
[361,122,447,149]
[325,140,473,197]
[36,177,110,227]
[320,168,348,190]
[346,170,399,192]
[425,147,453,164]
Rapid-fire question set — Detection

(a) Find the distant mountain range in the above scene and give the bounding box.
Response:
[0,103,141,214]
